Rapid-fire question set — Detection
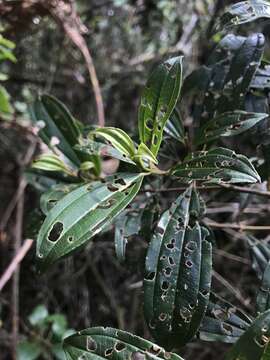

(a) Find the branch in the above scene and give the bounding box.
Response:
[0,239,34,292]
[204,219,270,231]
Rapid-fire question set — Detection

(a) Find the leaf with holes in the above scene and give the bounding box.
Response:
[194,111,267,146]
[63,326,185,360]
[138,56,183,156]
[40,184,80,215]
[36,173,144,272]
[199,292,252,343]
[144,185,212,349]
[75,139,136,165]
[93,127,136,159]
[257,262,270,314]
[164,109,185,143]
[172,148,261,184]
[225,309,270,360]
[218,1,270,30]
[31,94,82,166]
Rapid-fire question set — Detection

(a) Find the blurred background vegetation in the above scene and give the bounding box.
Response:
[2,0,269,359]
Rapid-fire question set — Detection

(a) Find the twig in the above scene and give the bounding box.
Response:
[0,239,33,292]
[219,182,270,198]
[204,219,270,231]
[47,0,105,126]
[11,191,24,359]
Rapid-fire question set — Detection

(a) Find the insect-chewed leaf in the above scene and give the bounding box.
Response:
[251,65,270,89]
[218,1,270,30]
[93,127,136,158]
[138,56,183,156]
[248,236,270,279]
[199,292,252,343]
[257,262,270,314]
[40,184,79,215]
[172,147,261,184]
[31,94,81,166]
[144,185,212,349]
[75,139,136,165]
[164,109,185,143]
[36,173,144,272]
[63,326,185,360]
[225,309,270,360]
[194,111,267,146]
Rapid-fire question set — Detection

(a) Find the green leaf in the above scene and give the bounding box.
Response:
[0,85,12,114]
[135,143,158,167]
[257,262,270,314]
[114,210,142,262]
[31,94,81,166]
[93,127,136,158]
[164,109,185,143]
[218,1,270,30]
[194,111,268,146]
[248,236,270,279]
[32,154,74,175]
[75,139,136,165]
[17,341,42,360]
[63,326,185,360]
[47,314,68,338]
[172,147,261,184]
[138,56,183,156]
[225,309,270,360]
[28,305,49,326]
[36,173,144,272]
[199,292,252,343]
[144,185,212,349]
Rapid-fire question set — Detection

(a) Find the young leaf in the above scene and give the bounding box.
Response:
[32,154,74,175]
[75,139,136,165]
[31,94,81,166]
[93,127,136,158]
[225,309,270,360]
[36,173,144,272]
[135,143,158,168]
[199,292,252,343]
[17,341,42,360]
[144,185,212,349]
[172,148,261,184]
[0,85,13,114]
[138,56,183,156]
[63,326,185,360]
[218,1,270,30]
[194,111,268,146]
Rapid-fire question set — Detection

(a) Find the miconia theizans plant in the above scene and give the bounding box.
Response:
[27,1,270,358]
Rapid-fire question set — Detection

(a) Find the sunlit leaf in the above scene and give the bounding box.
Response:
[32,154,74,175]
[172,148,261,184]
[138,56,183,156]
[36,173,144,272]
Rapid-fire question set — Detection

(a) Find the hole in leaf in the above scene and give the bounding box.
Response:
[161,281,169,290]
[86,336,97,351]
[114,178,126,186]
[48,222,63,242]
[164,267,172,276]
[221,323,233,335]
[148,345,162,356]
[185,260,193,268]
[168,256,175,266]
[115,342,126,352]
[145,272,156,281]
[68,236,74,243]
[159,313,167,321]
[107,184,119,192]
[105,348,114,356]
